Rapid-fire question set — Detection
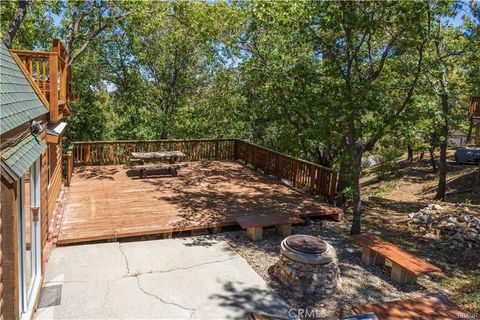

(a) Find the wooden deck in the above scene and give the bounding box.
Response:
[58,161,342,245]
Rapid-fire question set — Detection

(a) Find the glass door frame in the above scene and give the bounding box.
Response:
[17,158,42,319]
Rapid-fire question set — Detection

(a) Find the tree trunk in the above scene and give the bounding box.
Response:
[335,161,349,206]
[428,147,436,171]
[435,94,449,200]
[350,140,364,235]
[435,142,447,199]
[316,144,333,168]
[407,145,413,163]
[2,0,31,48]
[466,118,474,144]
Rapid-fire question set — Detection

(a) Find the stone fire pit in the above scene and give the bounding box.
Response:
[275,235,340,296]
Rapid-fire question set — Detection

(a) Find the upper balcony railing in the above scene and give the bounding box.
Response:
[10,39,76,123]
[469,96,480,120]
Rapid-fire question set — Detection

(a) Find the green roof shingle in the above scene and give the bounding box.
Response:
[1,134,46,179]
[0,42,48,135]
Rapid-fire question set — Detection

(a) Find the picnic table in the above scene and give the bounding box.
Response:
[130,151,187,177]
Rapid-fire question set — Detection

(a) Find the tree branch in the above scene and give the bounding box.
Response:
[365,41,426,151]
[2,0,32,48]
[68,10,133,66]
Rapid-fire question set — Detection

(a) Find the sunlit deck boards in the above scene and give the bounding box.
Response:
[58,161,341,245]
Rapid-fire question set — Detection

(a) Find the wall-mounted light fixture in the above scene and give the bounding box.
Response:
[30,120,44,136]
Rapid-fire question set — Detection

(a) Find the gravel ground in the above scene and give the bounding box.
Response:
[222,218,445,319]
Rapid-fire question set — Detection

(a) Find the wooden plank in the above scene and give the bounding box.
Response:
[351,294,469,320]
[132,163,188,170]
[131,151,186,160]
[235,214,303,229]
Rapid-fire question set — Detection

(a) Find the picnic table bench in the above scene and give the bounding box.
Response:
[351,233,441,284]
[235,214,304,241]
[130,151,187,177]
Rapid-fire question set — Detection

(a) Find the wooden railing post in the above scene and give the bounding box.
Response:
[49,52,58,122]
[109,144,115,163]
[85,145,91,164]
[233,140,238,160]
[63,146,73,186]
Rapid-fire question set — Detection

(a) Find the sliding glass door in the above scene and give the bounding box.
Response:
[18,158,41,318]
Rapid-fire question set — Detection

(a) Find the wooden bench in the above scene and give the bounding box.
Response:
[133,163,188,178]
[351,294,469,320]
[235,214,304,241]
[351,233,441,284]
[249,312,288,320]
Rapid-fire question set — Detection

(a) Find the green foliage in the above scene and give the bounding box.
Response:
[377,146,404,179]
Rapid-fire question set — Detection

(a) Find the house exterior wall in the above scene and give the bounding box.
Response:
[0,178,5,320]
[47,140,63,227]
[447,135,468,146]
[0,172,19,319]
[0,115,51,319]
[0,196,3,320]
[1,40,71,319]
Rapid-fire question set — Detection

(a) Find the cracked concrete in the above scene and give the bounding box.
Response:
[34,236,293,319]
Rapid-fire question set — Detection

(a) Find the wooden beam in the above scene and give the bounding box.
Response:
[9,51,50,110]
[49,52,59,122]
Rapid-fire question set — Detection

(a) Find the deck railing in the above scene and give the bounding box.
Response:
[10,39,74,123]
[63,145,74,186]
[68,139,338,197]
[71,139,236,165]
[234,140,337,197]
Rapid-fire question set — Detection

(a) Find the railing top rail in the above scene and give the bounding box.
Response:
[72,138,236,145]
[10,49,52,57]
[236,139,337,173]
[70,138,336,173]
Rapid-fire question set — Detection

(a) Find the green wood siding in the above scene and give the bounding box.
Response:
[0,42,48,135]
[1,134,46,180]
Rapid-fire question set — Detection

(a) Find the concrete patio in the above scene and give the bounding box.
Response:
[34,235,293,319]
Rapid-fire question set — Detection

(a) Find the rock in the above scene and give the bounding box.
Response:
[408,212,416,219]
[445,223,456,231]
[419,214,429,222]
[465,232,478,241]
[456,227,464,233]
[459,215,470,223]
[470,217,480,226]
[448,216,458,223]
[361,155,382,168]
[450,240,459,248]
[432,204,443,210]
[412,218,421,224]
[453,232,463,240]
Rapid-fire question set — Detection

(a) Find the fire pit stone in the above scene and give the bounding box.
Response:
[275,235,340,296]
